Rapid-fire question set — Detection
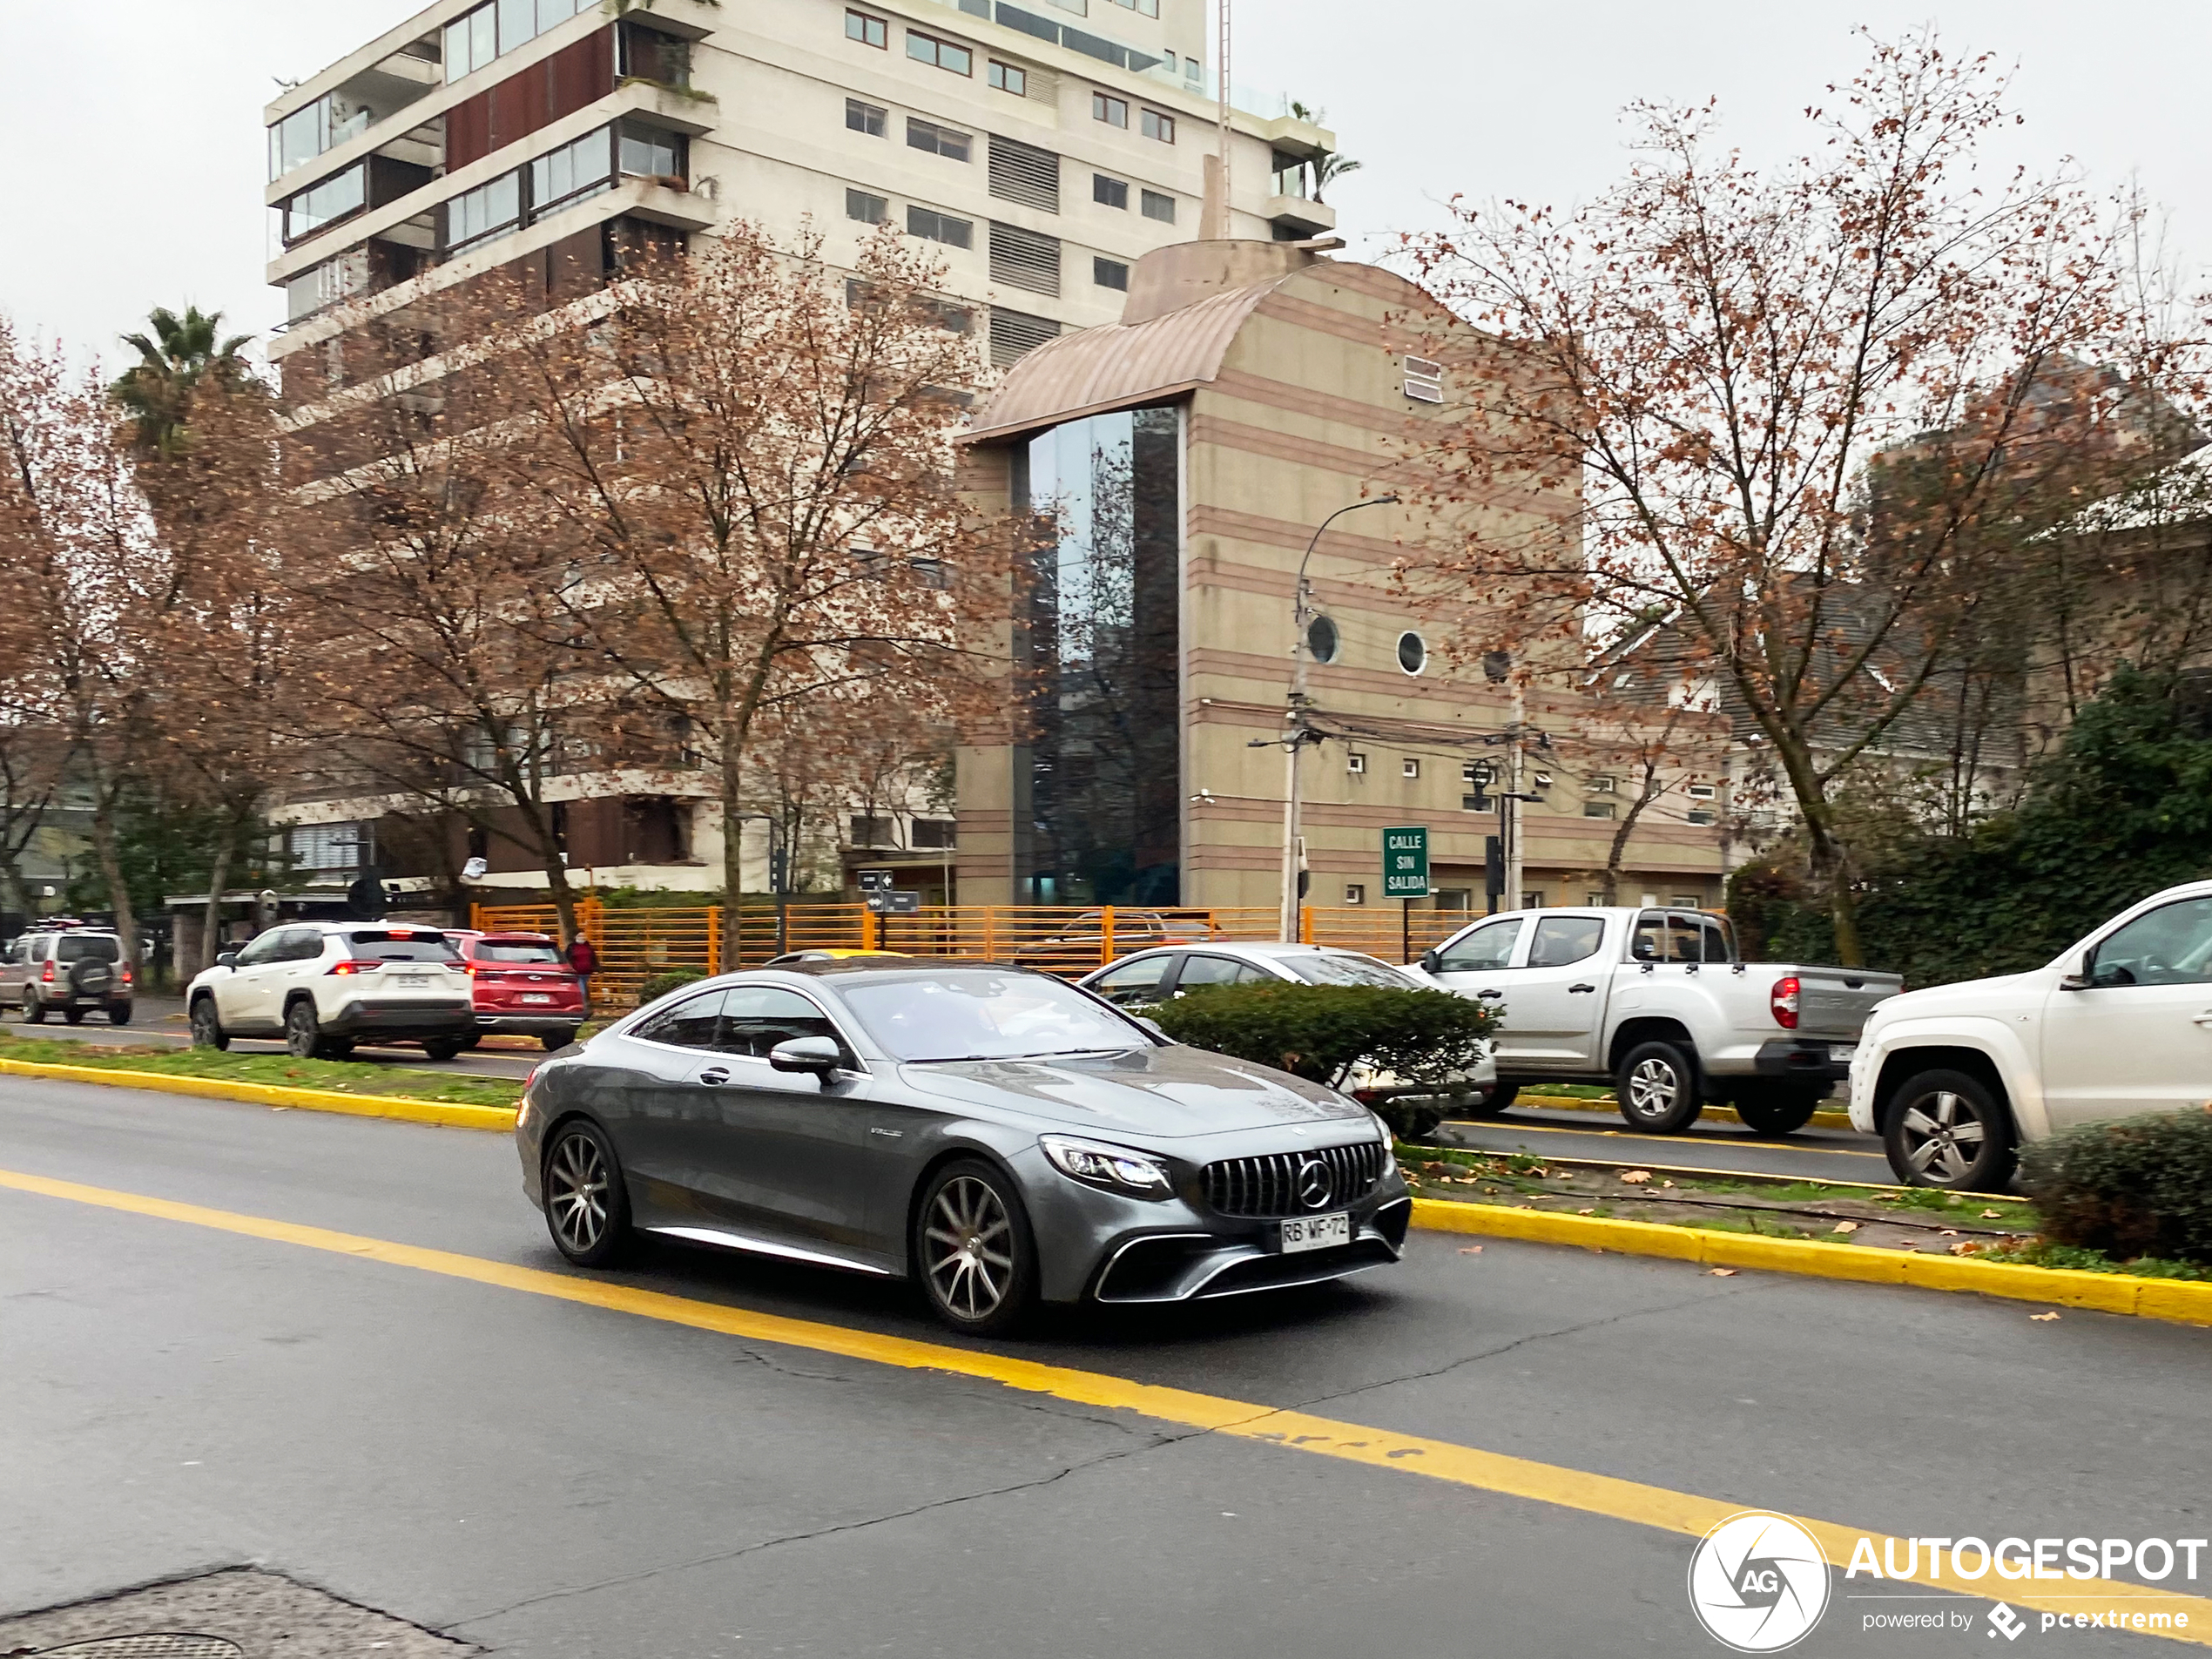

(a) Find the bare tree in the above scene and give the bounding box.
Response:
[1400,33,2209,962]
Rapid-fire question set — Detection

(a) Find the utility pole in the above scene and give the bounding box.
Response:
[1214,0,1232,239]
[1255,495,1398,942]
[1506,677,1526,909]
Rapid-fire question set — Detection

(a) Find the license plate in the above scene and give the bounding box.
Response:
[521,993,553,1004]
[1830,1044,1857,1063]
[1281,1212,1350,1253]
[397,974,429,987]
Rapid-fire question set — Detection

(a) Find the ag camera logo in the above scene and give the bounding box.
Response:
[1689,1511,1831,1651]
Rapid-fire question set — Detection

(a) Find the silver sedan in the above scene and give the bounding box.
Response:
[516,961,1410,1333]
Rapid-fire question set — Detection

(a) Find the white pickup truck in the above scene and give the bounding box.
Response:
[1850,880,2212,1190]
[1406,907,1901,1135]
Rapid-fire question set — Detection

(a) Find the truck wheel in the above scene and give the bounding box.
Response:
[1883,1069,2016,1190]
[1458,1083,1518,1120]
[1615,1041,1703,1133]
[1734,1087,1825,1136]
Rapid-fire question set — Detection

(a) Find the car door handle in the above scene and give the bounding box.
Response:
[698,1068,729,1086]
[1569,983,1596,994]
[2195,1014,2212,1028]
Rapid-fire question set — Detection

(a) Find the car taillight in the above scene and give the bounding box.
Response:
[39,961,54,982]
[120,965,133,986]
[328,960,385,975]
[1770,975,1801,1029]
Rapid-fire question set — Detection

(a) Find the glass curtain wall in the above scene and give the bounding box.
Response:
[1014,407,1182,905]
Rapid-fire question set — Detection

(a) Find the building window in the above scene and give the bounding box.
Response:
[846,188,889,224]
[1345,883,1366,906]
[1687,781,1718,800]
[288,820,374,872]
[907,205,974,248]
[907,118,972,161]
[988,60,1027,95]
[1093,256,1129,291]
[1140,108,1175,144]
[912,818,957,849]
[444,169,522,253]
[444,0,588,83]
[850,815,897,846]
[1346,752,1366,775]
[846,97,887,137]
[1523,891,1547,910]
[1139,189,1176,225]
[989,220,1062,295]
[531,127,615,216]
[1671,894,1703,907]
[1587,774,1617,794]
[281,163,368,242]
[1093,92,1129,128]
[907,30,973,74]
[1583,800,1617,819]
[1093,173,1129,209]
[1105,0,1160,12]
[618,120,682,180]
[1397,631,1427,676]
[1586,892,1607,906]
[1687,809,1717,826]
[1401,758,1420,779]
[846,9,887,48]
[269,92,371,182]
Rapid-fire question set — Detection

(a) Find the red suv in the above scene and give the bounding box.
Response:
[446,930,584,1051]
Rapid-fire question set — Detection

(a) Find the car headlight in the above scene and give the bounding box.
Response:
[1038,1134,1173,1197]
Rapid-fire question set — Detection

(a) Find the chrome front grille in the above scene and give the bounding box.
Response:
[1202,1142,1383,1218]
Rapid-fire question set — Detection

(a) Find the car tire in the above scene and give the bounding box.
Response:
[109,1003,132,1026]
[1733,1087,1825,1136]
[189,996,228,1051]
[1458,1082,1518,1120]
[421,1039,462,1062]
[1400,1106,1447,1141]
[456,1034,482,1051]
[543,1118,632,1268]
[914,1158,1038,1336]
[63,1007,84,1025]
[284,998,324,1061]
[543,1029,578,1052]
[1883,1069,2017,1190]
[24,990,46,1024]
[1615,1040,1703,1133]
[322,1037,355,1058]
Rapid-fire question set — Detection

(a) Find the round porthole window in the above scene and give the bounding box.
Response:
[1397,630,1427,675]
[1305,614,1340,664]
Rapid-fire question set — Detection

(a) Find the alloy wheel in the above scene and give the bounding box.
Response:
[923,1176,1015,1322]
[1898,1089,1986,1184]
[1625,1057,1678,1121]
[547,1130,610,1255]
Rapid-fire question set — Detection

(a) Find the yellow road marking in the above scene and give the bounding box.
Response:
[5,1164,2210,1642]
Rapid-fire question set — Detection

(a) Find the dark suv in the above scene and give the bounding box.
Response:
[0,927,133,1024]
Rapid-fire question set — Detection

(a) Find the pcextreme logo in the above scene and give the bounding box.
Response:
[1689,1511,1832,1652]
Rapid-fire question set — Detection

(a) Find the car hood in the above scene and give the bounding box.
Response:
[1868,970,2044,1027]
[894,1042,1367,1138]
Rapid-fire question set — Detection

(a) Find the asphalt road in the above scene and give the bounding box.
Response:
[1441,1105,1904,1186]
[6,996,543,1082]
[4,1076,2205,1656]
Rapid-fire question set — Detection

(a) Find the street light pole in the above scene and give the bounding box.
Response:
[1274,494,1398,943]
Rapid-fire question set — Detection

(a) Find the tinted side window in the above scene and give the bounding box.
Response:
[286,931,330,962]
[634,989,728,1050]
[718,987,845,1058]
[2090,897,2212,987]
[1528,916,1604,968]
[1175,954,1260,988]
[1631,913,1702,964]
[233,930,292,968]
[1436,917,1525,972]
[1091,954,1171,1006]
[57,936,123,964]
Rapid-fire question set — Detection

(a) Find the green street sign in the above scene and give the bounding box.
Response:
[1382,826,1430,898]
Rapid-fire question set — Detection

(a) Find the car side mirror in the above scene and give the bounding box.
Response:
[1419,948,1440,974]
[216,951,239,969]
[768,1035,843,1079]
[2058,953,2093,991]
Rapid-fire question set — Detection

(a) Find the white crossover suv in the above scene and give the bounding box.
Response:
[186,923,475,1061]
[1851,880,2212,1190]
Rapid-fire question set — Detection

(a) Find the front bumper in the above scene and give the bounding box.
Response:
[1751,1037,1857,1083]
[321,999,473,1040]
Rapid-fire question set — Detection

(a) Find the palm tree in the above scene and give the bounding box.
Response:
[1285,102,1361,205]
[110,306,254,459]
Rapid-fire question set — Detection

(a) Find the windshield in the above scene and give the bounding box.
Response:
[347,930,460,961]
[840,971,1150,1062]
[1287,953,1416,989]
[476,939,563,964]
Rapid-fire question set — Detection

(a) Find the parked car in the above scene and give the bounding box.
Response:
[445,929,587,1052]
[1851,880,2212,1190]
[1010,910,1224,972]
[1076,941,1499,1136]
[185,923,474,1061]
[0,925,132,1025]
[515,960,1409,1332]
[1406,907,1900,1135]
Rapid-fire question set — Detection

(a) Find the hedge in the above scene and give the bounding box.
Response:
[2020,1106,2212,1267]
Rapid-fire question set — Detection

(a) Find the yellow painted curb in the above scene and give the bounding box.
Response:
[0,1056,517,1132]
[1514,1093,1853,1129]
[1410,1197,2212,1325]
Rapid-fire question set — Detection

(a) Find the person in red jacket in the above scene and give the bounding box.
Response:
[564,932,599,1015]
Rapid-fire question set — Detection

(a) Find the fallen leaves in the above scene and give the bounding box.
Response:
[1831,1220,1859,1234]
[1619,1170,1652,1184]
[1577,1206,1595,1215]
[1980,1209,2006,1219]
[1709,1267,1738,1277]
[1458,1245,1484,1255]
[2030,1311,2060,1322]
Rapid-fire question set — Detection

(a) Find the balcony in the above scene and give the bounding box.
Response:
[1263,194,1336,239]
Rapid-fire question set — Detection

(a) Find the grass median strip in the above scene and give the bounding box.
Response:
[3,1162,2209,1643]
[0,1032,521,1110]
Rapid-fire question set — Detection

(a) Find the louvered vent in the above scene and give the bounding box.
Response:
[989,221,1062,296]
[988,133,1061,212]
[988,307,1060,367]
[1403,354,1445,403]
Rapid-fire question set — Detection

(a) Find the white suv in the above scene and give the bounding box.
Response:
[1851,880,2212,1190]
[186,923,475,1061]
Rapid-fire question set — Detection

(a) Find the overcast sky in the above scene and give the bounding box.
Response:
[6,1,2209,368]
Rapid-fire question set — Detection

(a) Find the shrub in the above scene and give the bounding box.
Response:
[2019,1107,2212,1266]
[635,968,705,1007]
[1147,981,1497,1134]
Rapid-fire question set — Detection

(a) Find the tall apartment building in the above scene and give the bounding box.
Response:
[259,0,1340,904]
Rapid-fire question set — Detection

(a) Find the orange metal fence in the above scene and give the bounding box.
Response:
[469,900,1488,1007]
